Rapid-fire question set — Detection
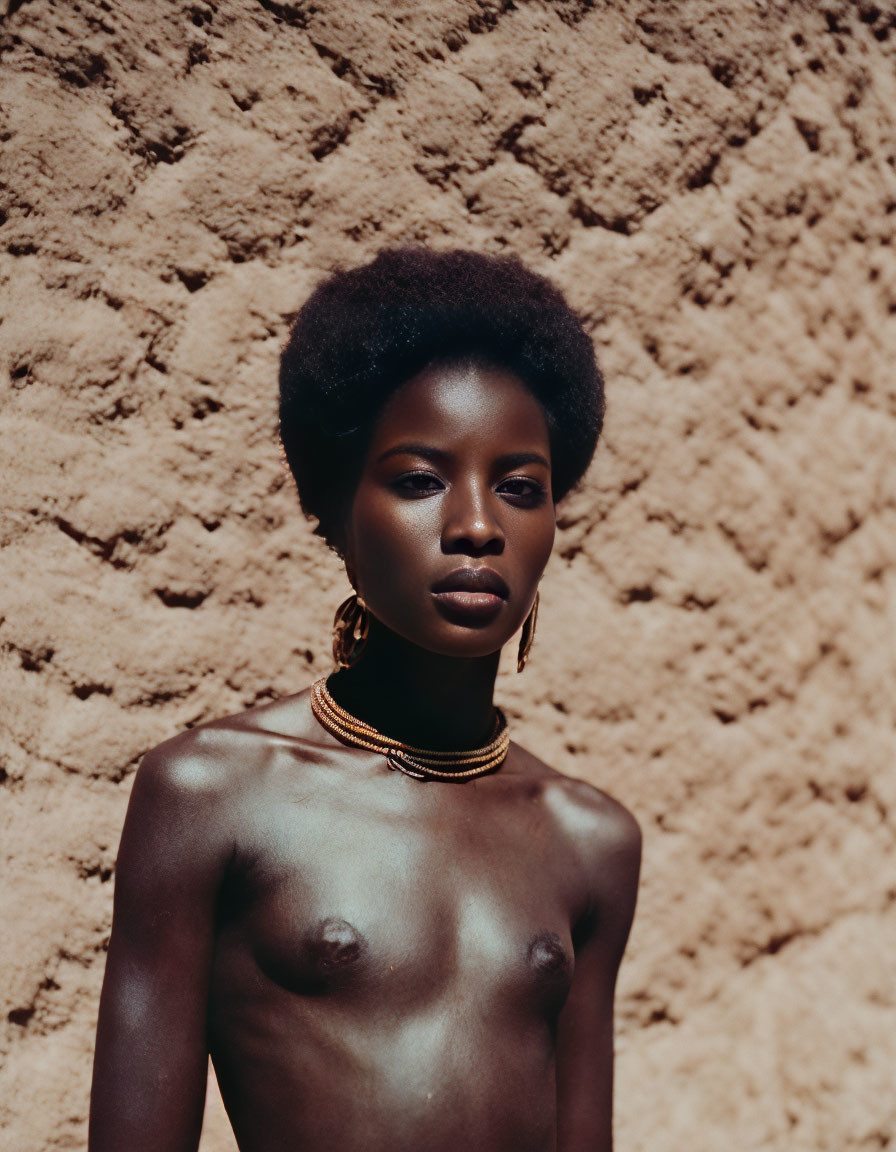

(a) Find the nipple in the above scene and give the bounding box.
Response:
[527,932,571,980]
[315,917,365,971]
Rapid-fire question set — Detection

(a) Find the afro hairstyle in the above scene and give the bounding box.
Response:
[279,246,604,547]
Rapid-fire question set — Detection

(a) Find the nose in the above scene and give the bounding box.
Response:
[441,479,505,556]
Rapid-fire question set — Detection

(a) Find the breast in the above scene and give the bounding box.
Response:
[253,914,370,994]
[521,930,574,1018]
[527,931,571,979]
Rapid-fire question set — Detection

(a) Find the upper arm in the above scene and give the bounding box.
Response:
[556,799,642,1152]
[89,736,236,1152]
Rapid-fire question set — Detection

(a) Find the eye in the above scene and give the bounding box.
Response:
[496,477,549,507]
[393,471,445,497]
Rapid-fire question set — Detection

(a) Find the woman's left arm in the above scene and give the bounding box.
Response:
[555,802,642,1152]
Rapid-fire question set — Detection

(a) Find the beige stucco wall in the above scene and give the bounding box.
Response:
[2,2,894,1148]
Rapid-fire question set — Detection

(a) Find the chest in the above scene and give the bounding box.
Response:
[217,778,580,1012]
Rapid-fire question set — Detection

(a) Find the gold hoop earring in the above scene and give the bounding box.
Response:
[517,591,539,673]
[332,593,369,668]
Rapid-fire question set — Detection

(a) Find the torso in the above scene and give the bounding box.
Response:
[184,690,627,1152]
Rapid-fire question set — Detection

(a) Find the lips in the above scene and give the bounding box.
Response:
[431,567,509,622]
[432,567,509,597]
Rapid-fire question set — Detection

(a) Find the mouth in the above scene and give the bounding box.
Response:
[431,567,509,621]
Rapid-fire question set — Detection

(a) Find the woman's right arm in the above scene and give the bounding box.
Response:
[89,736,234,1152]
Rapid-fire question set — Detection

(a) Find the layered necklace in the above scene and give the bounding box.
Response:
[310,677,510,781]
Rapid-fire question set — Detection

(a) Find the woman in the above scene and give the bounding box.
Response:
[89,247,641,1152]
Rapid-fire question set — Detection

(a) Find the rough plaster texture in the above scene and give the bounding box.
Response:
[1,1,895,1149]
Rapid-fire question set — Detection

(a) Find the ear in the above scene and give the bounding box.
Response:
[337,520,358,591]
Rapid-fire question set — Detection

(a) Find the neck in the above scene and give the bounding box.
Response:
[327,618,501,750]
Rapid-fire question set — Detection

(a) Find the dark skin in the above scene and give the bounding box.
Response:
[89,363,641,1152]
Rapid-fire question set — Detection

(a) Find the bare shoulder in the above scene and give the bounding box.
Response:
[123,725,250,868]
[119,691,325,889]
[511,742,642,891]
[134,686,323,803]
[551,771,641,866]
[136,717,259,803]
[520,747,641,955]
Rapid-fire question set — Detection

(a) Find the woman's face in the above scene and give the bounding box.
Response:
[344,361,556,660]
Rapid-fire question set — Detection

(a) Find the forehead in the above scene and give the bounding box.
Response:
[368,362,551,455]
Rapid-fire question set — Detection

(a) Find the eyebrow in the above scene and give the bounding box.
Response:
[377,444,551,471]
[377,443,449,464]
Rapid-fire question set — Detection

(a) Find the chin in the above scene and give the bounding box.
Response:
[376,605,519,660]
[428,623,513,660]
[438,640,504,660]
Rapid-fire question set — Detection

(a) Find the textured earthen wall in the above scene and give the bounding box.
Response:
[2,2,895,1149]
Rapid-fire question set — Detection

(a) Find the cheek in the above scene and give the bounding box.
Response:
[348,493,438,592]
[524,512,556,577]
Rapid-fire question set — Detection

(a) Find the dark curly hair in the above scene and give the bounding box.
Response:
[279,247,604,547]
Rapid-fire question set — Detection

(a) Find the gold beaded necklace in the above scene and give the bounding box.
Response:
[310,678,510,781]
